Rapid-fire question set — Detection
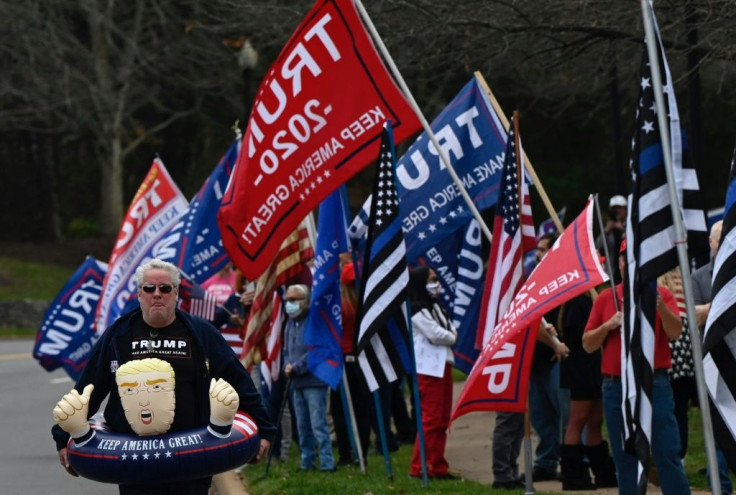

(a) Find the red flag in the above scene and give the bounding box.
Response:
[451,198,608,420]
[240,222,313,370]
[218,0,421,281]
[95,158,188,331]
[475,120,536,349]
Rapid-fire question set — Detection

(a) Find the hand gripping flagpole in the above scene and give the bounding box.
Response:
[353,0,493,245]
[640,2,720,493]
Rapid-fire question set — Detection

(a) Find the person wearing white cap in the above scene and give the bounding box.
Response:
[595,195,627,283]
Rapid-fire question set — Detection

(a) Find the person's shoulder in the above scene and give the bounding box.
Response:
[691,263,711,280]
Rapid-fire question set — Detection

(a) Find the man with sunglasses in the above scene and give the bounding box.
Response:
[52,258,275,494]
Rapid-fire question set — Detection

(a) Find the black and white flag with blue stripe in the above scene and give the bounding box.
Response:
[622,3,686,491]
[355,122,413,392]
[703,145,736,473]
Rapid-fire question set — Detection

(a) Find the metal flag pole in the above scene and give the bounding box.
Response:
[353,0,493,245]
[640,2,720,493]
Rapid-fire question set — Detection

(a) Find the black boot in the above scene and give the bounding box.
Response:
[585,441,618,488]
[560,444,596,491]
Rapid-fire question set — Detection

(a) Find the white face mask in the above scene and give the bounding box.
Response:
[426,282,442,298]
[285,301,302,318]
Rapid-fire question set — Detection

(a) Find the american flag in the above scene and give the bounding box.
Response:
[621,7,683,490]
[475,115,536,348]
[355,122,413,392]
[179,276,218,321]
[703,145,736,472]
[241,222,313,370]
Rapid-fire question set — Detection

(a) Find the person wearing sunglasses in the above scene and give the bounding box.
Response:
[51,258,276,495]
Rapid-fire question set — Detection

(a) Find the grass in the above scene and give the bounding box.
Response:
[241,442,558,495]
[0,256,73,300]
[0,256,73,338]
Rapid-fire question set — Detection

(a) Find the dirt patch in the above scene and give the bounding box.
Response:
[0,238,114,268]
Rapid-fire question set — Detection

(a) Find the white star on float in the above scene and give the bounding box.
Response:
[640,77,651,90]
[143,453,149,460]
[418,232,426,240]
[132,454,138,460]
[154,452,161,459]
[642,121,655,134]
[439,216,447,225]
[428,224,436,232]
[121,454,128,460]
[165,451,172,458]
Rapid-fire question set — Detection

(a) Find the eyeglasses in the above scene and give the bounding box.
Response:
[141,284,175,294]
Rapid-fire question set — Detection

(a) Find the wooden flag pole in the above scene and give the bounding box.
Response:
[474,72,564,234]
[641,2,720,493]
[353,0,493,245]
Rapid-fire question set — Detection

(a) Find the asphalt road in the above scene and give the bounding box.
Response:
[0,338,117,495]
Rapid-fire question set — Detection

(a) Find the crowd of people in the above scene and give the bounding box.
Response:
[51,195,733,494]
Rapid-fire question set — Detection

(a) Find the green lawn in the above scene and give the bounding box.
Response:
[0,256,73,301]
[241,441,558,495]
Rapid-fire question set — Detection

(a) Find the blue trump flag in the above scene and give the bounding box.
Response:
[354,76,508,265]
[153,137,241,283]
[305,188,350,390]
[33,256,108,380]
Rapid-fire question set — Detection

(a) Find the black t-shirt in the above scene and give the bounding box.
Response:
[119,317,200,431]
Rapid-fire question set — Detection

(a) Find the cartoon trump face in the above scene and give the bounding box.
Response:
[115,358,176,436]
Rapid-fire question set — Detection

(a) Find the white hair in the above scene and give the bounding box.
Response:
[135,259,181,288]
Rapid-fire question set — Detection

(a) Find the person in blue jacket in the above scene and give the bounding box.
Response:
[51,258,275,495]
[283,283,335,472]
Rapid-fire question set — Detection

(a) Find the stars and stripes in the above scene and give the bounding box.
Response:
[703,145,736,472]
[475,116,536,348]
[621,6,685,490]
[355,122,413,392]
[241,222,313,370]
[179,276,218,321]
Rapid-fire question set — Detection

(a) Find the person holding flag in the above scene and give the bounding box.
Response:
[582,240,690,495]
[406,266,459,480]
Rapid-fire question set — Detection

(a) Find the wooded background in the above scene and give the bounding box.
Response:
[1,0,734,243]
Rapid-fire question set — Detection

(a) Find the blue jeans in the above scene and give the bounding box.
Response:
[529,362,561,471]
[292,386,334,471]
[708,448,733,494]
[602,375,690,495]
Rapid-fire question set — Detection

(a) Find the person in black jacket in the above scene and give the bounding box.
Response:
[51,258,275,495]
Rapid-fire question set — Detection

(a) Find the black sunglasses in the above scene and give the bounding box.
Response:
[141,284,175,294]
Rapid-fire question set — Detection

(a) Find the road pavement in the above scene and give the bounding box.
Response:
[0,338,117,494]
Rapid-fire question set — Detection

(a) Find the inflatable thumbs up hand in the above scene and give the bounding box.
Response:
[209,378,239,427]
[53,384,94,439]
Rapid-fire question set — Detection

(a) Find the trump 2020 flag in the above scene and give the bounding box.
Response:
[33,257,108,380]
[218,0,421,282]
[95,158,188,331]
[452,198,607,420]
[305,188,350,389]
[703,147,736,472]
[355,122,413,392]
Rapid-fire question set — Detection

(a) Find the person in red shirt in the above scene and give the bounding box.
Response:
[582,240,691,495]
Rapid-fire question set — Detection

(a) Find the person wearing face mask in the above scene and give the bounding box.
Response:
[282,284,335,472]
[407,266,460,480]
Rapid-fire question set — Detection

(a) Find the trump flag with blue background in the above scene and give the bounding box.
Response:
[305,188,350,389]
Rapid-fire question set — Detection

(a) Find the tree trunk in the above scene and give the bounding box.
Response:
[98,138,124,236]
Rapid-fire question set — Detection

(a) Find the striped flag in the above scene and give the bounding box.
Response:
[241,222,313,370]
[355,122,413,392]
[621,6,684,490]
[260,292,285,394]
[648,10,709,269]
[475,116,536,348]
[703,145,736,472]
[179,276,218,321]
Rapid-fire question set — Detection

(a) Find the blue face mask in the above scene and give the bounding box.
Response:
[285,301,302,318]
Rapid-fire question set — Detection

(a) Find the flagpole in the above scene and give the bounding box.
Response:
[353,0,493,245]
[512,111,534,495]
[641,2,720,493]
[474,72,564,234]
[593,194,620,312]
